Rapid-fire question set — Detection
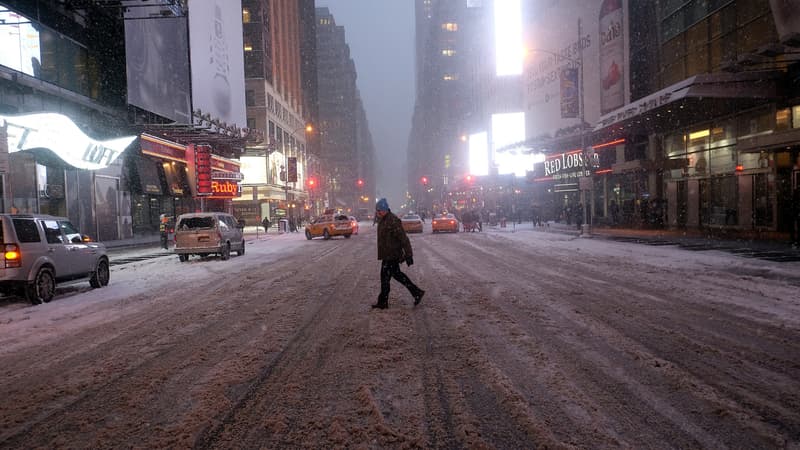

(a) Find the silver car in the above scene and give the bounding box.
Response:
[0,214,110,305]
[174,212,245,261]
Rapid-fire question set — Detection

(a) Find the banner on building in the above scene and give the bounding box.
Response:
[560,68,579,118]
[287,156,297,182]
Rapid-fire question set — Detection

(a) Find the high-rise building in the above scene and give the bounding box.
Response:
[240,0,318,222]
[315,7,375,212]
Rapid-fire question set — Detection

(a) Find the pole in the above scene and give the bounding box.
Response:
[578,18,591,237]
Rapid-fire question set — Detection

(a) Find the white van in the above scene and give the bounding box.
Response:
[174,212,245,261]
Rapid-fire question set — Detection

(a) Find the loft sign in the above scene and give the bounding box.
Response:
[0,113,135,170]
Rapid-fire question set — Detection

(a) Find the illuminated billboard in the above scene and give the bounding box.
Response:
[240,156,267,185]
[522,0,629,136]
[124,13,192,123]
[0,8,41,77]
[491,112,527,176]
[189,0,246,129]
[494,0,523,76]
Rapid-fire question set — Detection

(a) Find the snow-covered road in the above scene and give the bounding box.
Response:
[1,223,798,448]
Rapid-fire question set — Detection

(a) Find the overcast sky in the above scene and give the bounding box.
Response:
[315,0,415,211]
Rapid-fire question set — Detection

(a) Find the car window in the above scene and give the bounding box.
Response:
[12,218,41,243]
[178,217,215,230]
[59,221,83,243]
[41,220,65,244]
[218,217,230,231]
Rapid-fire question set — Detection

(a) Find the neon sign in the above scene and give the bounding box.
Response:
[210,180,240,198]
[1,113,135,170]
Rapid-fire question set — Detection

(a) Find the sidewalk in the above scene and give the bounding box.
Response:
[488,220,799,254]
[105,226,296,259]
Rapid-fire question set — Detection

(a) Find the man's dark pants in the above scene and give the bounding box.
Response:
[378,260,420,303]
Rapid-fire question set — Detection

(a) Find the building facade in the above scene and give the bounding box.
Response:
[0,1,255,243]
[315,7,375,213]
[239,0,319,225]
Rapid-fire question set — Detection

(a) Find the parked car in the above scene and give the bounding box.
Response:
[174,212,245,261]
[305,213,353,240]
[432,213,460,233]
[348,216,360,235]
[0,214,109,305]
[401,213,424,233]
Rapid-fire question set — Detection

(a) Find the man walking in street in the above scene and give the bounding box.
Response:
[373,198,425,309]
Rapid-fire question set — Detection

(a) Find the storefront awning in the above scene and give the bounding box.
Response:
[594,71,783,134]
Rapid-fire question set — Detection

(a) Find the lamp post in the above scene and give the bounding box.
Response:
[284,124,313,216]
[528,19,591,235]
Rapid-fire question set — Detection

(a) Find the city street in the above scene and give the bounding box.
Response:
[1,223,799,448]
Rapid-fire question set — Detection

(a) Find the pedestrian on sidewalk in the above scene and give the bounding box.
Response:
[372,198,425,309]
[159,214,169,249]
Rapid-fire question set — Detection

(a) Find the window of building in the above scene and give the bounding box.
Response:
[443,74,458,81]
[247,117,256,129]
[243,7,251,23]
[244,39,253,52]
[793,106,800,129]
[442,49,456,56]
[441,22,458,32]
[268,94,274,113]
[776,108,792,131]
[245,90,255,106]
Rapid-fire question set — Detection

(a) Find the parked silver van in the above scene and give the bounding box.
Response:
[0,214,110,304]
[174,212,245,261]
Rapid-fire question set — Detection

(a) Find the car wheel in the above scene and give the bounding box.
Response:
[344,234,351,239]
[221,243,231,260]
[90,258,110,288]
[323,229,331,240]
[179,254,188,262]
[25,267,55,305]
[237,240,245,256]
[305,230,312,240]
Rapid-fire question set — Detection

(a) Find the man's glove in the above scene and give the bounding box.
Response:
[406,256,414,266]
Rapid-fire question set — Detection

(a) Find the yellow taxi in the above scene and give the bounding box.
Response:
[432,213,459,233]
[305,213,353,240]
[401,213,424,233]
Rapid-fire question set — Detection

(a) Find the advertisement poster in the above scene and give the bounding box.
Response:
[523,0,629,138]
[188,0,246,130]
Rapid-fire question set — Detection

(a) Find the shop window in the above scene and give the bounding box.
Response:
[794,106,800,129]
[701,175,737,226]
[776,108,792,131]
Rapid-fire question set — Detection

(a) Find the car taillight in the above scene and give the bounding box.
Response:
[449,220,455,224]
[4,244,21,268]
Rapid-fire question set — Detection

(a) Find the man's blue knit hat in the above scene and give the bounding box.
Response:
[375,198,389,212]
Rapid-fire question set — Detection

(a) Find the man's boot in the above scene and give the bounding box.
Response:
[371,298,388,309]
[413,289,425,306]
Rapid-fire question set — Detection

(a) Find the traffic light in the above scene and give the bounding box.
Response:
[357,179,364,187]
[465,174,473,183]
[307,177,316,188]
[420,176,428,185]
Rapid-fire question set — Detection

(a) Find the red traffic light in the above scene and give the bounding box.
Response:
[307,177,316,188]
[420,176,428,185]
[466,174,473,182]
[357,179,364,187]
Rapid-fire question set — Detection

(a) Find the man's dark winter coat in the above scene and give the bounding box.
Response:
[377,210,413,261]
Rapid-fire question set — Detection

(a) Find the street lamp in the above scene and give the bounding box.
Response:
[284,124,313,210]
